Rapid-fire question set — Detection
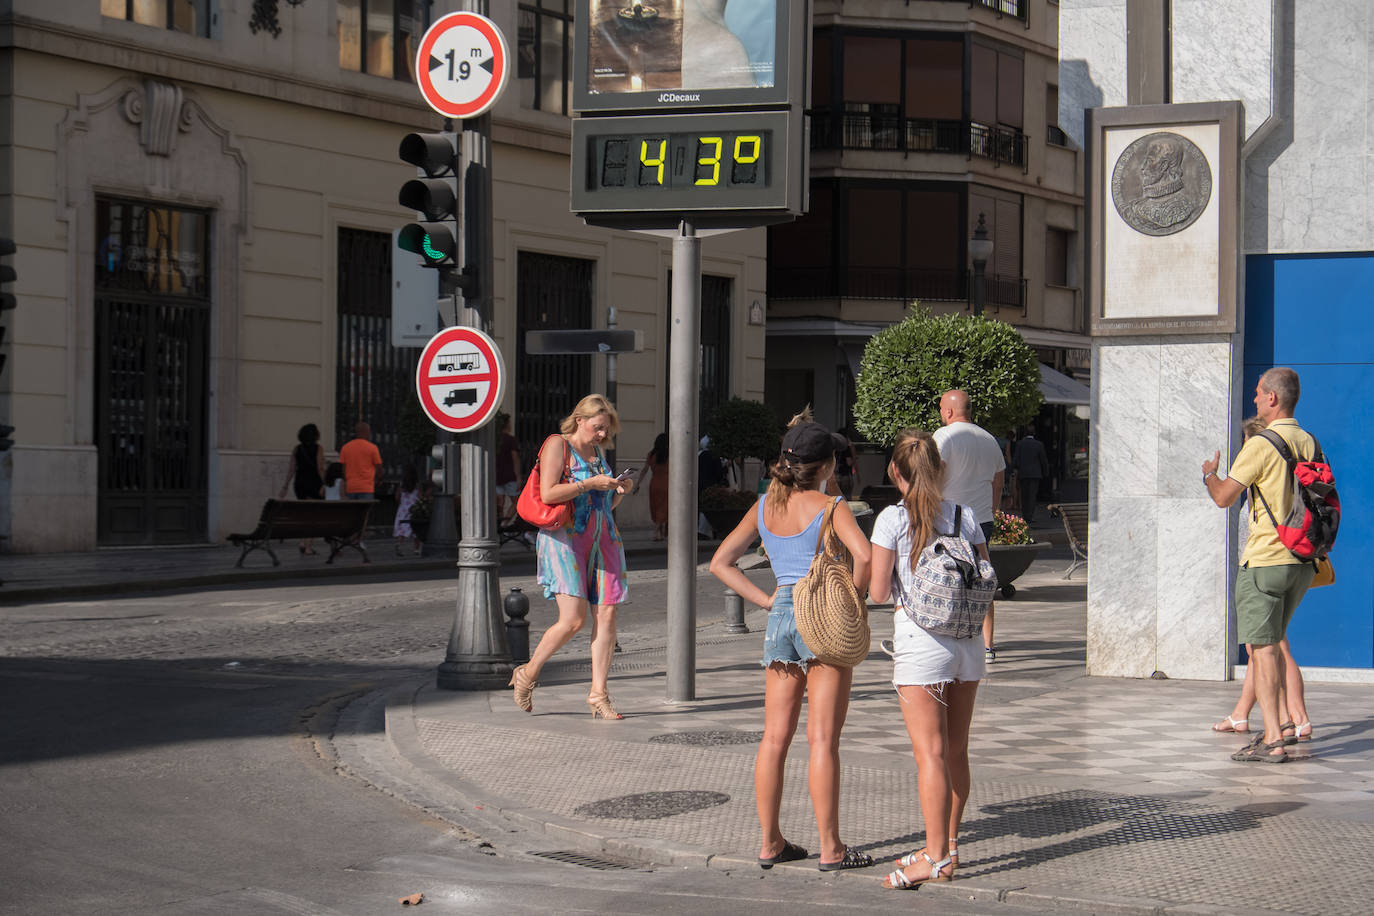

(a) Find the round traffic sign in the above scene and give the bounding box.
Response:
[415,326,506,434]
[414,12,509,120]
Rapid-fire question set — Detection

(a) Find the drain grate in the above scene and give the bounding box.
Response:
[574,790,731,820]
[649,729,763,747]
[527,850,647,870]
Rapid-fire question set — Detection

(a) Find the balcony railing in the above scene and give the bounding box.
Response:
[813,113,1028,170]
[770,266,1027,309]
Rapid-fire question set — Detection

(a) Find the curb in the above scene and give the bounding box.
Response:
[0,541,717,605]
[349,675,1286,916]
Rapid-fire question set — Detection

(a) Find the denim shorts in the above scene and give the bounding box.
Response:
[761,585,817,669]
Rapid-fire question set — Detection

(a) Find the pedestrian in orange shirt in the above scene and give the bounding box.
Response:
[339,421,383,499]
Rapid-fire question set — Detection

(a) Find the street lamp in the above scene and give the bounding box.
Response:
[969,211,994,317]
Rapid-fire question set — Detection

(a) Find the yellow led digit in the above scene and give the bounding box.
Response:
[734,135,762,164]
[695,137,723,186]
[639,138,666,186]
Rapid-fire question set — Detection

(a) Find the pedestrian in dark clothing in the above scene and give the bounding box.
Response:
[1012,430,1049,522]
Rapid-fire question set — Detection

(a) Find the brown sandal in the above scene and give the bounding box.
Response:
[508,665,536,713]
[586,691,623,720]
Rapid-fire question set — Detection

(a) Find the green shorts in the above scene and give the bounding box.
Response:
[1235,563,1314,646]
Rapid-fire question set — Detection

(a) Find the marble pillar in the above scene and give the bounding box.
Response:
[1088,337,1241,679]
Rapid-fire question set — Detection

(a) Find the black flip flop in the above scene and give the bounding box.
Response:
[818,846,875,872]
[758,841,808,870]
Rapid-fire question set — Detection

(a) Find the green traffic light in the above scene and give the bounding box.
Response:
[422,235,444,261]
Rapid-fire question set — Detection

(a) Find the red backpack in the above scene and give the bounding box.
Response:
[1250,430,1340,560]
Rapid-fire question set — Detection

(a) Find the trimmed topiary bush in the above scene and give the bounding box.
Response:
[853,306,1042,445]
[704,397,782,490]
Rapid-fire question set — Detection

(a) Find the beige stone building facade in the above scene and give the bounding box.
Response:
[766,0,1087,496]
[0,0,767,552]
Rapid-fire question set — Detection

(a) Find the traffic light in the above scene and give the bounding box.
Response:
[398,132,473,297]
[430,442,459,493]
[0,237,14,451]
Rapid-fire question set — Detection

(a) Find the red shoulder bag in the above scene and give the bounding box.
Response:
[516,435,574,530]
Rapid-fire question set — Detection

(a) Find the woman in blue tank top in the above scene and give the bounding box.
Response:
[709,421,874,873]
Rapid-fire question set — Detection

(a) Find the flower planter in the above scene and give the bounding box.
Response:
[702,507,751,538]
[987,541,1049,598]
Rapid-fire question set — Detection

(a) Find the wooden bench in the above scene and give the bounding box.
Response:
[498,516,537,550]
[228,499,376,567]
[1047,502,1088,579]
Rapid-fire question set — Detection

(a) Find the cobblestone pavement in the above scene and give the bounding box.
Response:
[377,560,1374,916]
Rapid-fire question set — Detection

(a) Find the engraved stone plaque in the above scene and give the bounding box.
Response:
[1111,131,1212,237]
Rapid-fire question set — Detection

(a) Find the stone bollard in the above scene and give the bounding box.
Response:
[723,587,748,634]
[504,587,530,663]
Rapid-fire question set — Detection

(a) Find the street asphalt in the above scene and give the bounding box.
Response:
[3,518,1372,915]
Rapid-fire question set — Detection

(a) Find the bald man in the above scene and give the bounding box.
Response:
[934,390,1006,661]
[339,420,383,500]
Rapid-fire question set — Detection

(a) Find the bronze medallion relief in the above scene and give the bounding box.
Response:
[1111,131,1212,237]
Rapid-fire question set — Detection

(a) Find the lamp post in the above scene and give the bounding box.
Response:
[969,211,994,317]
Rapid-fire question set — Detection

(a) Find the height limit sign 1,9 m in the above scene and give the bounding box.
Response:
[415,11,510,120]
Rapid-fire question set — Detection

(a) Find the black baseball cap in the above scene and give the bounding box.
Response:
[781,422,848,464]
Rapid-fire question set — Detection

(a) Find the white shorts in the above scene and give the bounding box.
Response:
[889,610,986,687]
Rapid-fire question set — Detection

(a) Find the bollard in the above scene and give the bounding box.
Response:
[504,587,530,663]
[723,587,748,634]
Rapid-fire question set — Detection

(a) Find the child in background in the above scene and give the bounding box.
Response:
[323,462,345,500]
[393,464,422,556]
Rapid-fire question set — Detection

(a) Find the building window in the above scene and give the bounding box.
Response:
[336,229,419,505]
[518,0,573,114]
[339,0,424,80]
[516,252,594,464]
[102,0,214,37]
[1045,227,1071,287]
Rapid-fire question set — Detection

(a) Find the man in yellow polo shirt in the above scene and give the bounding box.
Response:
[1202,367,1316,763]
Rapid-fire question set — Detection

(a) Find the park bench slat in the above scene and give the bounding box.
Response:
[228,499,375,567]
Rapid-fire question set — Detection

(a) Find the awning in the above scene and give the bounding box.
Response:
[1039,363,1090,406]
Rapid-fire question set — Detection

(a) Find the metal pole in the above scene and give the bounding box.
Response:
[973,259,986,317]
[437,2,512,689]
[605,305,617,470]
[667,220,701,702]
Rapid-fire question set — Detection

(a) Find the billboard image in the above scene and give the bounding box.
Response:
[577,0,792,110]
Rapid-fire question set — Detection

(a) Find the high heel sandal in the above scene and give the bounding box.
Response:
[586,691,623,720]
[884,850,953,889]
[508,665,536,713]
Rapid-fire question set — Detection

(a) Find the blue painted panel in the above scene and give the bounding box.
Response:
[1245,253,1374,367]
[1244,253,1374,668]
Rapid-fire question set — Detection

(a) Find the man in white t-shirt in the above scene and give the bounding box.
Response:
[933,390,1006,661]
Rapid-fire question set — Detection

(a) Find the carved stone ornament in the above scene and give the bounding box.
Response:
[1110,131,1213,237]
[121,80,192,157]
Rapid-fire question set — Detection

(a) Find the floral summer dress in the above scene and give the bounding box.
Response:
[535,441,629,605]
[393,487,419,538]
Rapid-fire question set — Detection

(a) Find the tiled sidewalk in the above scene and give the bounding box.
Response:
[381,560,1374,916]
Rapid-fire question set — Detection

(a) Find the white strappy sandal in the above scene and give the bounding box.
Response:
[896,844,956,869]
[1212,714,1249,734]
[884,850,953,889]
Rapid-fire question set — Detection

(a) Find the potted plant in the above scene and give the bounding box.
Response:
[700,398,782,534]
[853,306,1046,596]
[699,484,760,535]
[986,509,1048,598]
[852,305,1043,443]
[407,491,433,543]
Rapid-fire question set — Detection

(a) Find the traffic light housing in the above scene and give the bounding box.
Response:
[430,442,458,493]
[398,133,469,294]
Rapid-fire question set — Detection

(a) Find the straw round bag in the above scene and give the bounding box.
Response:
[792,497,870,668]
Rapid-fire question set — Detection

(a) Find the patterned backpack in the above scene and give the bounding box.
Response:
[898,505,998,639]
